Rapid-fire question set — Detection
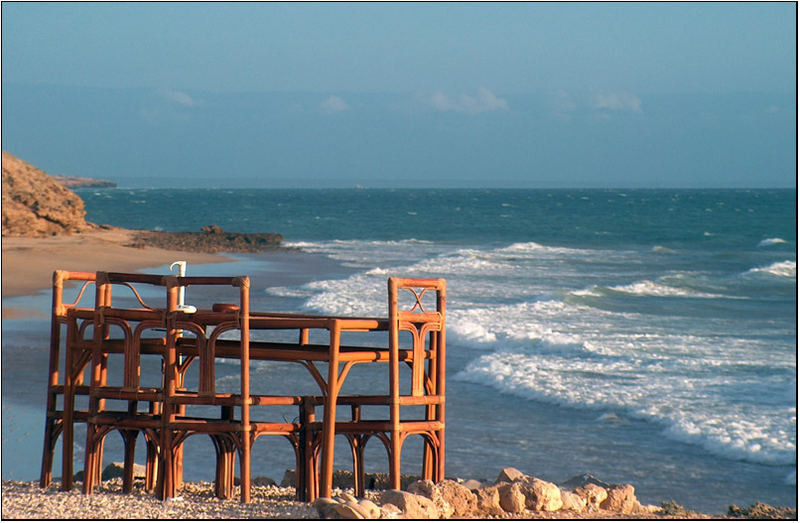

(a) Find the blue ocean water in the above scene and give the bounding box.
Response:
[2,188,796,512]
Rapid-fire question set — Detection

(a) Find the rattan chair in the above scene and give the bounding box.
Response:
[159,276,306,503]
[81,272,171,495]
[307,277,447,498]
[40,270,98,491]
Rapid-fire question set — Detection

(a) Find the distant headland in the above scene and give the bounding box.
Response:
[52,175,117,188]
[1,151,285,253]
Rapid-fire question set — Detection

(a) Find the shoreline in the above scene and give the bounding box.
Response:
[1,226,232,302]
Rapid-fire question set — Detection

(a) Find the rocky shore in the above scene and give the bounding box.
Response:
[2,151,287,255]
[3,465,796,520]
[2,152,291,299]
[129,224,289,253]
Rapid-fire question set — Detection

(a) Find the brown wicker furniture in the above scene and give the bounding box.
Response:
[81,272,170,495]
[40,270,97,491]
[40,270,446,504]
[305,277,447,497]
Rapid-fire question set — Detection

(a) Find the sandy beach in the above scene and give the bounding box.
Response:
[1,226,230,301]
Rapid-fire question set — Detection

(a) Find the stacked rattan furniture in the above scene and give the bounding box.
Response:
[39,271,446,503]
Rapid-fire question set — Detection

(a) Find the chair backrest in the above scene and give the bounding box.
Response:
[47,270,98,393]
[388,277,446,399]
[52,270,98,319]
[162,275,250,402]
[89,272,171,393]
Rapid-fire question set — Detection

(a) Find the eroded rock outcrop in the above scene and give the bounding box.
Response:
[2,151,93,237]
[129,225,284,253]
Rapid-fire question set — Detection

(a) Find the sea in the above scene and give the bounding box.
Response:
[1,188,796,513]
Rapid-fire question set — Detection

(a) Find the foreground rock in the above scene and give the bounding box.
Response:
[313,471,670,519]
[130,225,286,253]
[2,151,94,237]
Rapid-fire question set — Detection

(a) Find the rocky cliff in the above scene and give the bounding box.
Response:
[2,151,95,237]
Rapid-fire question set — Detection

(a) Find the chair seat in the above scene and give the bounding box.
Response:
[250,421,303,434]
[309,419,445,432]
[91,387,162,402]
[87,412,161,429]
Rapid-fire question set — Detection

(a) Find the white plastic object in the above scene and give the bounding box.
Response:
[169,261,197,314]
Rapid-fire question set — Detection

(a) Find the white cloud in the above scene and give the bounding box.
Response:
[593,92,642,113]
[321,95,349,114]
[430,88,509,114]
[159,88,197,107]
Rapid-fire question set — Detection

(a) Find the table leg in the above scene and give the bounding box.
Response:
[319,321,341,499]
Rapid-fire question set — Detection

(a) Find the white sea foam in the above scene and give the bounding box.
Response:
[746,260,796,278]
[271,237,796,469]
[455,348,797,466]
[758,237,788,248]
[606,280,725,299]
[497,241,593,256]
[285,239,445,269]
[265,286,315,298]
[652,245,676,254]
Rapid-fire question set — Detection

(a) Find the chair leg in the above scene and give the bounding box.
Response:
[39,417,59,488]
[298,398,318,502]
[122,430,138,493]
[304,435,322,502]
[227,442,237,499]
[240,434,251,503]
[347,435,367,498]
[83,425,99,495]
[61,394,74,491]
[389,431,402,491]
[94,436,105,486]
[145,436,158,493]
[422,436,434,480]
[436,428,445,482]
[159,431,175,500]
[291,433,307,502]
[174,442,184,491]
[212,435,234,500]
[212,436,223,499]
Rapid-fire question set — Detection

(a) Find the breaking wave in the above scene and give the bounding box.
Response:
[746,260,796,278]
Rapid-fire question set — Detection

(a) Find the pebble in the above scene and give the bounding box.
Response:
[2,479,317,520]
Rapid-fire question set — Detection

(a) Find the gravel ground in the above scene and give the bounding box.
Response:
[6,479,784,520]
[1,479,318,520]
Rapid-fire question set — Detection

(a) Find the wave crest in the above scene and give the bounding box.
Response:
[747,260,796,278]
[758,238,788,248]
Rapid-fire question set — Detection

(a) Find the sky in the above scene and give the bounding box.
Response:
[1,2,796,188]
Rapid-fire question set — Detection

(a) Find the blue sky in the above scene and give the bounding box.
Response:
[1,2,796,188]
